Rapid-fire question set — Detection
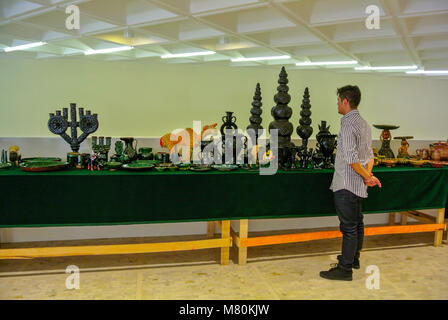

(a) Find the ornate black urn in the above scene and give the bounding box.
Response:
[314,121,337,168]
[220,111,247,164]
[268,67,295,169]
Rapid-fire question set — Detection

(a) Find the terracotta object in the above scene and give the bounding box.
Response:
[382,158,397,168]
[429,161,444,168]
[394,136,413,158]
[430,142,448,161]
[373,124,399,158]
[416,148,430,160]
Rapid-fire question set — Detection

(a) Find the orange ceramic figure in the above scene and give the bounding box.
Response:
[160,123,217,161]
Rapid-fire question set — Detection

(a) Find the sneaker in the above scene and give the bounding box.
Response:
[337,255,360,269]
[319,264,353,281]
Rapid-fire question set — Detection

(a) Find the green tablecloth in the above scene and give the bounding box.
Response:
[0,166,447,227]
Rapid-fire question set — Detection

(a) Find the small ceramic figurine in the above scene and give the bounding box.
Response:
[88,153,102,171]
[9,146,21,166]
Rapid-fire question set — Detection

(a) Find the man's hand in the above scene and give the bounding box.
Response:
[364,176,382,188]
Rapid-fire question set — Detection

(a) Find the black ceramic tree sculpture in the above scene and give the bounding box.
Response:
[296,87,314,168]
[246,83,263,146]
[268,67,295,169]
[48,103,99,152]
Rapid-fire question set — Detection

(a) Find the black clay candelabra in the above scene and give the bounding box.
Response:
[48,103,99,152]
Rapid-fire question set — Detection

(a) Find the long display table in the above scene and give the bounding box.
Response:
[0,166,447,264]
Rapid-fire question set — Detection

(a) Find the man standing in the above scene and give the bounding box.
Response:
[320,85,381,281]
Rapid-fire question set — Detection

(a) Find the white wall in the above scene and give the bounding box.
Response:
[0,57,447,243]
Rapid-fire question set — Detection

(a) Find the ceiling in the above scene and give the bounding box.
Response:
[1,0,448,78]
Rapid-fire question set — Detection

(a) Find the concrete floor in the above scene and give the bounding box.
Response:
[1,230,447,300]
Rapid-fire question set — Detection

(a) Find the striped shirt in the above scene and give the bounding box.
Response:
[330,109,374,198]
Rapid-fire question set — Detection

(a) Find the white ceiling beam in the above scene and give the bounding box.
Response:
[268,0,363,66]
[379,0,422,68]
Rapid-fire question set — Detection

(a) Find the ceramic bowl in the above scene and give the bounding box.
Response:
[106,161,122,170]
[0,162,12,170]
[409,159,427,167]
[396,158,409,165]
[429,161,444,168]
[382,158,397,167]
[176,163,190,170]
[189,165,212,172]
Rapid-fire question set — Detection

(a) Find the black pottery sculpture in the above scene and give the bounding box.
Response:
[268,67,295,169]
[220,111,247,164]
[247,83,263,146]
[296,87,314,168]
[92,136,111,164]
[48,103,98,152]
[314,121,337,168]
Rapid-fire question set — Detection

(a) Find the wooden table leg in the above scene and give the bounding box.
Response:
[221,220,230,265]
[434,209,445,247]
[401,212,407,225]
[238,219,248,265]
[389,213,396,225]
[207,221,215,238]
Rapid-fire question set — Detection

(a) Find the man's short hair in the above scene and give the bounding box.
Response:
[337,85,361,108]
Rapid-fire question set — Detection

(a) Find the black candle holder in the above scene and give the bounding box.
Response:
[48,103,99,152]
[92,136,111,164]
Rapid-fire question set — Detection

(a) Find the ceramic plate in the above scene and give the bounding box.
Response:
[373,125,400,130]
[122,163,154,171]
[190,165,211,172]
[21,157,62,163]
[133,160,160,165]
[0,163,12,170]
[106,161,122,169]
[20,161,68,172]
[212,164,239,171]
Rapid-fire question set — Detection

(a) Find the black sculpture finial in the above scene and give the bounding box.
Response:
[247,83,263,145]
[269,66,295,169]
[296,87,313,149]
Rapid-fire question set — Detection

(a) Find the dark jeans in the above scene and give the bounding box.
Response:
[333,189,364,271]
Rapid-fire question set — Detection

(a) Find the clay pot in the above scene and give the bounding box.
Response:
[431,142,448,161]
[416,148,429,160]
